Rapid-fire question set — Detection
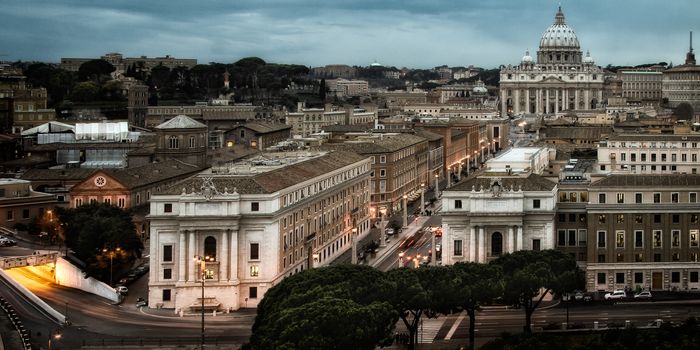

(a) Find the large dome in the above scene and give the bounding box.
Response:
[539,7,580,49]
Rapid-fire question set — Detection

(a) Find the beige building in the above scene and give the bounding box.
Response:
[0,178,59,229]
[500,7,604,115]
[663,33,700,111]
[147,150,371,311]
[618,69,663,105]
[327,79,369,97]
[286,103,376,137]
[597,133,700,175]
[60,53,197,73]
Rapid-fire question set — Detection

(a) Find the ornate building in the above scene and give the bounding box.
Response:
[500,7,604,115]
[663,32,700,111]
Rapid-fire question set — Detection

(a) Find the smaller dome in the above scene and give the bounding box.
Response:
[521,49,533,64]
[583,50,594,64]
[472,80,488,94]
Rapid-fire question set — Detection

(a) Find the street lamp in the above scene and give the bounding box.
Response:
[194,255,212,350]
[402,194,408,228]
[473,150,478,168]
[351,227,359,264]
[420,183,425,216]
[398,251,404,269]
[434,173,439,198]
[102,247,121,286]
[379,207,387,248]
[466,156,470,176]
[47,328,62,350]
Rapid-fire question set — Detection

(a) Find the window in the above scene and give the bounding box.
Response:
[164,203,173,213]
[635,230,644,248]
[597,231,606,248]
[634,272,644,284]
[635,253,644,262]
[693,215,699,224]
[578,229,587,246]
[250,243,260,260]
[533,199,540,208]
[558,230,566,246]
[204,236,217,261]
[6,210,13,221]
[117,197,125,208]
[379,169,386,177]
[569,214,576,222]
[163,268,172,280]
[654,214,661,224]
[22,209,29,219]
[635,193,642,204]
[654,253,661,262]
[672,193,679,203]
[691,272,699,283]
[599,193,606,204]
[532,239,541,251]
[163,245,173,262]
[570,192,577,202]
[598,254,606,263]
[597,273,606,284]
[379,155,386,163]
[162,289,171,301]
[249,286,258,299]
[691,193,697,203]
[616,272,625,284]
[250,265,259,277]
[453,240,463,256]
[566,230,576,246]
[454,200,462,209]
[251,202,259,212]
[559,213,566,222]
[635,215,643,224]
[598,215,606,224]
[653,230,662,248]
[189,136,196,148]
[616,215,624,224]
[672,230,681,247]
[691,230,699,247]
[672,272,681,283]
[615,231,625,248]
[653,193,661,203]
[617,193,624,204]
[168,136,179,149]
[673,214,680,223]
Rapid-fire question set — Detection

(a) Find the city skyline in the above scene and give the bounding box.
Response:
[1,0,698,69]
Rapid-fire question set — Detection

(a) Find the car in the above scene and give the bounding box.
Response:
[115,286,128,295]
[385,228,395,236]
[136,297,147,308]
[634,290,653,300]
[604,290,627,300]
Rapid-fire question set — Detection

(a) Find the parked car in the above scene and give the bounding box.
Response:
[604,290,627,300]
[136,297,147,308]
[115,286,128,295]
[634,290,653,300]
[385,228,395,236]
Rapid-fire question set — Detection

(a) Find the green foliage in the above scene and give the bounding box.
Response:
[453,263,503,349]
[70,81,100,102]
[55,203,143,280]
[78,59,116,83]
[674,102,695,120]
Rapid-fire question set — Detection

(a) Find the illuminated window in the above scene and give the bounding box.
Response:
[616,231,625,248]
[250,265,259,277]
[691,230,699,247]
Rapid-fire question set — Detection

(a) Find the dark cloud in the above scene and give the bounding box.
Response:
[1,0,697,68]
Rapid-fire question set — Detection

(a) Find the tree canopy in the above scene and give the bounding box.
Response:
[78,59,116,83]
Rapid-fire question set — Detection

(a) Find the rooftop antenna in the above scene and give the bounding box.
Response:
[691,31,694,53]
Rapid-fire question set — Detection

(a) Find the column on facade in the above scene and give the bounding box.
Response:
[478,226,485,263]
[516,226,523,250]
[545,89,550,114]
[507,226,514,253]
[221,229,229,281]
[514,89,520,114]
[555,89,559,113]
[457,162,462,181]
[469,226,476,261]
[562,89,568,111]
[584,90,591,109]
[178,230,187,282]
[536,89,541,114]
[187,230,196,282]
[230,230,239,282]
[500,90,507,115]
[597,90,603,107]
[574,89,580,110]
[525,89,531,113]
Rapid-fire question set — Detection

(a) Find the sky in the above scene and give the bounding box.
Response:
[1,0,698,69]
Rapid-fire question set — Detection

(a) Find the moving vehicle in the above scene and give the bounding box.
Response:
[604,290,626,300]
[634,290,653,300]
[136,297,147,308]
[115,286,128,295]
[385,228,395,236]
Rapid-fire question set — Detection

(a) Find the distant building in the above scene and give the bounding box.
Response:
[128,84,149,128]
[60,53,197,73]
[145,104,257,129]
[310,65,357,79]
[663,32,700,111]
[618,68,664,106]
[285,103,377,137]
[153,115,208,168]
[326,79,369,97]
[0,72,55,134]
[0,178,59,229]
[226,122,292,150]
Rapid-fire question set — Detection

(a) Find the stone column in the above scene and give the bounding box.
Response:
[525,89,531,113]
[221,229,229,281]
[478,227,485,262]
[178,230,187,282]
[516,226,523,251]
[230,230,238,282]
[500,90,507,115]
[507,226,514,253]
[514,89,520,114]
[562,89,568,110]
[457,162,462,181]
[584,90,591,109]
[536,89,541,114]
[555,89,559,113]
[598,90,603,106]
[575,89,580,110]
[545,89,550,114]
[469,226,476,261]
[188,230,196,282]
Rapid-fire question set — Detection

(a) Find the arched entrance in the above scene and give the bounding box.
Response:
[204,236,217,261]
[491,232,503,257]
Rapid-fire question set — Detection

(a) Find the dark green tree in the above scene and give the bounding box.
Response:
[674,102,695,120]
[55,203,143,281]
[492,250,583,333]
[69,81,100,102]
[453,263,503,350]
[77,59,115,83]
[319,78,327,101]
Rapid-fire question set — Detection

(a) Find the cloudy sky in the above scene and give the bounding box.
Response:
[1,0,697,69]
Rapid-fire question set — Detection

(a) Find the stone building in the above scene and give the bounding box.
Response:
[225,122,291,150]
[153,115,208,167]
[127,84,149,128]
[147,150,371,311]
[500,7,604,115]
[0,178,59,229]
[663,32,700,111]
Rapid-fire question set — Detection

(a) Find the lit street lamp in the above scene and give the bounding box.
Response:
[402,194,408,228]
[194,255,212,350]
[398,251,404,268]
[379,207,387,248]
[48,328,62,350]
[351,227,359,264]
[420,183,425,216]
[434,173,439,198]
[102,247,121,286]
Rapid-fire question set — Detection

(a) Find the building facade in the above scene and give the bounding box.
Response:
[499,7,604,115]
[147,150,371,311]
[597,133,700,175]
[662,33,700,110]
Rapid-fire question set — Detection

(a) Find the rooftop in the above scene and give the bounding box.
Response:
[324,134,427,154]
[231,121,291,134]
[591,174,700,188]
[154,115,206,129]
[450,173,557,192]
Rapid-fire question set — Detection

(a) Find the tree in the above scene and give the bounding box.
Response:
[674,102,695,121]
[492,250,583,333]
[248,264,397,350]
[319,78,327,101]
[453,263,503,350]
[78,59,115,83]
[55,203,143,281]
[69,81,100,102]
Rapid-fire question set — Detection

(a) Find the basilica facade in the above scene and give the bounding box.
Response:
[500,7,604,116]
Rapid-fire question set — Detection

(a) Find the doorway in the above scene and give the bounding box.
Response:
[652,272,663,290]
[491,232,503,257]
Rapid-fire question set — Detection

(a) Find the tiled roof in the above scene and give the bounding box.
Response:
[449,174,557,192]
[159,150,367,195]
[414,129,443,142]
[154,115,206,129]
[231,122,291,134]
[20,168,95,181]
[591,174,700,188]
[105,160,203,189]
[323,134,427,154]
[541,126,613,140]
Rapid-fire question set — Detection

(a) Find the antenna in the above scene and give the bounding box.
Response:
[691,31,694,53]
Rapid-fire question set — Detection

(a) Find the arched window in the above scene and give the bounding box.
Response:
[204,236,217,261]
[168,136,179,149]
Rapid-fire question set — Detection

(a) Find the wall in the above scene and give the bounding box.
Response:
[54,257,119,303]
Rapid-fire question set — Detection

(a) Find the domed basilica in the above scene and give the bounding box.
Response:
[499,7,604,115]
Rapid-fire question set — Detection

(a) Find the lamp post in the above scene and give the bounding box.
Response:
[47,328,62,350]
[102,247,121,286]
[431,228,437,266]
[193,255,210,350]
[473,150,478,168]
[379,207,387,248]
[434,173,439,198]
[398,251,404,269]
[420,183,425,216]
[402,194,408,228]
[351,227,358,264]
[492,140,497,154]
[466,156,470,176]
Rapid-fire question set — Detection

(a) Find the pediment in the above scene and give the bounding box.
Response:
[71,170,128,192]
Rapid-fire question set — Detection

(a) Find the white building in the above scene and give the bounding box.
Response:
[597,133,700,174]
[147,150,371,312]
[499,6,604,115]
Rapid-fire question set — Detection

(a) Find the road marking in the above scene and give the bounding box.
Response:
[444,313,465,340]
